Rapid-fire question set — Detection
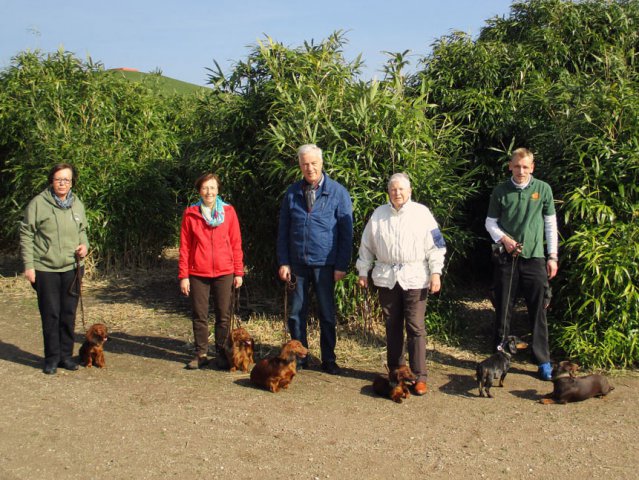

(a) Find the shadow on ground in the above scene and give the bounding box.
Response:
[0,340,42,370]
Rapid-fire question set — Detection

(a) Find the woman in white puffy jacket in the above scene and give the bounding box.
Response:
[356,172,446,396]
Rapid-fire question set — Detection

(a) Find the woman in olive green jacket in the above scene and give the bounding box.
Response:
[20,163,89,375]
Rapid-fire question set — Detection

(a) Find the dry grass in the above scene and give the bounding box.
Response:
[0,250,492,372]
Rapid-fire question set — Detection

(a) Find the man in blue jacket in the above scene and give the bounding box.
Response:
[277,144,353,374]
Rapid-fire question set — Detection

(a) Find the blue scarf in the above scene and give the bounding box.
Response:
[50,187,74,209]
[195,196,228,227]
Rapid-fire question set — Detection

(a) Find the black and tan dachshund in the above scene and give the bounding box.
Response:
[476,336,528,398]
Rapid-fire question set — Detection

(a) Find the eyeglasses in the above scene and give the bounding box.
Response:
[53,178,72,184]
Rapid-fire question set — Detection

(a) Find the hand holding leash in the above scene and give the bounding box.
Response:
[501,236,523,257]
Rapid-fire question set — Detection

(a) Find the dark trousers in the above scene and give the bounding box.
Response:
[189,274,234,356]
[288,265,337,364]
[493,256,550,364]
[378,284,429,382]
[35,269,81,366]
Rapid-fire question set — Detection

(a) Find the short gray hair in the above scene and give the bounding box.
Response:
[297,144,323,161]
[388,172,411,190]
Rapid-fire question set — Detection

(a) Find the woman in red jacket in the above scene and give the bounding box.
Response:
[179,173,244,370]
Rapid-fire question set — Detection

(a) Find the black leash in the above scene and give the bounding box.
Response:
[68,251,87,333]
[229,284,241,331]
[499,244,521,348]
[282,274,296,342]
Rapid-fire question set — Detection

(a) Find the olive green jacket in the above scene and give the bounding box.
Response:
[19,188,89,272]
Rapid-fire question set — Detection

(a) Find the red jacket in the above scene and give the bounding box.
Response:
[178,204,244,279]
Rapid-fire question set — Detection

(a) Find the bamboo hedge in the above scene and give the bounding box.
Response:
[419,0,639,367]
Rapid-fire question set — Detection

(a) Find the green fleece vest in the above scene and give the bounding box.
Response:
[487,177,555,259]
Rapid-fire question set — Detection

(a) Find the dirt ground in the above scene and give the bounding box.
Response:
[0,257,638,480]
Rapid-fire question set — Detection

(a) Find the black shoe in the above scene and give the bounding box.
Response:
[58,359,79,371]
[43,364,57,375]
[321,361,341,375]
[215,355,230,370]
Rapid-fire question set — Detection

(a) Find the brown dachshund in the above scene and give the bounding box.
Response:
[249,340,308,393]
[540,361,614,404]
[373,365,417,403]
[79,323,108,368]
[224,327,255,372]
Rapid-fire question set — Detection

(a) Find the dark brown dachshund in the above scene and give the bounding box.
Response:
[476,336,528,398]
[540,361,614,404]
[224,327,255,372]
[249,340,308,393]
[373,365,417,403]
[79,323,108,368]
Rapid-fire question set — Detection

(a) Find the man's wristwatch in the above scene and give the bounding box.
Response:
[548,254,558,262]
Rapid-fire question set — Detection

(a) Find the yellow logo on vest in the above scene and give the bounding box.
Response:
[531,192,540,200]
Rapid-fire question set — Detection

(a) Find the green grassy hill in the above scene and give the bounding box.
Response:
[106,68,209,96]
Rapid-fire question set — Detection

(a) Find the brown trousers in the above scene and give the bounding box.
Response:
[189,274,234,356]
[378,284,429,382]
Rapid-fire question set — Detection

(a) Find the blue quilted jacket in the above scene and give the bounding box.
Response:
[277,173,353,271]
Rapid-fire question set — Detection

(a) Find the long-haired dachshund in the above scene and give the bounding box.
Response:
[224,327,255,372]
[249,340,308,393]
[540,361,614,404]
[79,323,108,368]
[476,336,528,398]
[373,365,417,403]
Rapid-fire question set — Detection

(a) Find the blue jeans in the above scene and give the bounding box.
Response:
[288,265,337,364]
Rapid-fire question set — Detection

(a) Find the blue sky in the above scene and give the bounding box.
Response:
[1,0,514,86]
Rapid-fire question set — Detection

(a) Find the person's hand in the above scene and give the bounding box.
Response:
[24,268,36,284]
[180,278,190,296]
[429,274,441,294]
[334,270,346,282]
[75,244,88,258]
[358,276,368,288]
[500,236,522,256]
[278,265,291,282]
[233,276,243,289]
[547,259,558,280]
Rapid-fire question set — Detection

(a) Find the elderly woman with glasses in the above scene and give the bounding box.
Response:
[20,163,89,374]
[356,173,446,396]
[178,172,244,370]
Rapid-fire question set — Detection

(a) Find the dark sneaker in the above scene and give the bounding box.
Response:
[321,361,341,375]
[186,356,208,370]
[58,359,79,371]
[538,362,552,381]
[43,363,57,375]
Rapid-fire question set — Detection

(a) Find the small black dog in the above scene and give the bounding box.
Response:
[476,336,528,398]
